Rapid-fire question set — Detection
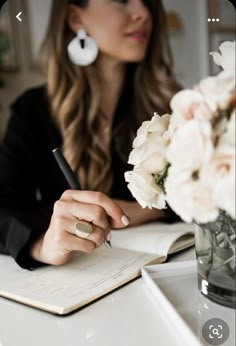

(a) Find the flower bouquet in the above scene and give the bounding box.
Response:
[125,41,235,308]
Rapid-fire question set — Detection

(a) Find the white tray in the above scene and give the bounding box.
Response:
[142,260,235,346]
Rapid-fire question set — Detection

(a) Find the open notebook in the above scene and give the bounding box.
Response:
[0,222,194,315]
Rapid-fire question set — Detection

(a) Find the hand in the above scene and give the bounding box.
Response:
[113,200,167,226]
[29,190,130,265]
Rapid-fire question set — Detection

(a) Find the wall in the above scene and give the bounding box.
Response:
[164,0,209,87]
[27,0,52,63]
[0,0,48,137]
[27,0,210,88]
[0,0,220,138]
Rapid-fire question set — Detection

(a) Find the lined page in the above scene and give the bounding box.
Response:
[112,222,194,257]
[0,247,159,314]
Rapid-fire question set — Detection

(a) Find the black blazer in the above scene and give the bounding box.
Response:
[0,85,136,269]
[0,81,179,269]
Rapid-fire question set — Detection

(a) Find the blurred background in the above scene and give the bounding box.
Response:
[0,0,235,138]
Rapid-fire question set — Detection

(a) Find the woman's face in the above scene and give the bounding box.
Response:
[69,0,152,63]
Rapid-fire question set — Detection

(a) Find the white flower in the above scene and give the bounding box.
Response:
[165,167,219,223]
[214,117,229,139]
[210,41,235,74]
[201,144,235,185]
[128,113,170,174]
[125,169,166,209]
[166,120,213,172]
[197,74,235,111]
[219,109,235,147]
[200,133,235,218]
[128,133,168,173]
[136,151,167,174]
[133,113,170,148]
[165,89,214,141]
[215,166,235,219]
[170,89,213,123]
[125,40,235,223]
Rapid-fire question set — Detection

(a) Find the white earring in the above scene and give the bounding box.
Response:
[67,29,98,66]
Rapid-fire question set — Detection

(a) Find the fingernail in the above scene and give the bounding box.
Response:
[121,215,130,226]
[106,232,112,241]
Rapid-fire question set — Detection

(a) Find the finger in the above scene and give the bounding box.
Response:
[75,222,110,243]
[86,225,107,247]
[54,199,110,230]
[53,216,108,247]
[63,226,107,252]
[63,233,97,254]
[51,215,90,239]
[62,190,130,228]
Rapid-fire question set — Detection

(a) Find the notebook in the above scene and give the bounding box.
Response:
[0,222,194,315]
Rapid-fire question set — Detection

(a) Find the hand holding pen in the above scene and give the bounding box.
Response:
[52,147,112,249]
[29,148,130,266]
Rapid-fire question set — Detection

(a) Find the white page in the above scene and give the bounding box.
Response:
[112,222,194,257]
[0,247,158,314]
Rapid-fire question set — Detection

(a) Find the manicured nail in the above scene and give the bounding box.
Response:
[106,232,112,241]
[121,215,130,226]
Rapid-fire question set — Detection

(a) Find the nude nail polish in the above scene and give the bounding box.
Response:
[121,215,130,226]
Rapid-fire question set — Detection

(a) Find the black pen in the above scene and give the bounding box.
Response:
[52,148,112,249]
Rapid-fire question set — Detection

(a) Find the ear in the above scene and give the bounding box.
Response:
[67,4,84,34]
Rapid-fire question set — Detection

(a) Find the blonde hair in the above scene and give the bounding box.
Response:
[41,0,180,194]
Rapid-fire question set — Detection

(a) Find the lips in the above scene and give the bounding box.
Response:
[125,30,149,43]
[126,31,148,38]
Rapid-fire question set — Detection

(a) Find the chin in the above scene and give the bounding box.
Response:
[107,49,148,64]
[126,56,146,63]
[123,51,147,63]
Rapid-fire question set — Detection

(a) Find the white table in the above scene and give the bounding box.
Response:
[0,248,234,346]
[0,248,195,346]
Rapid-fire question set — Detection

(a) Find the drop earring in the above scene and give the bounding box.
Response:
[67,29,98,66]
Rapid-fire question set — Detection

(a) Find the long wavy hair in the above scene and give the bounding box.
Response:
[41,0,181,194]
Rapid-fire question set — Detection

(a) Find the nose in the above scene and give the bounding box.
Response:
[130,0,150,22]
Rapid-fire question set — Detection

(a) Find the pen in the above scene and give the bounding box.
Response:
[52,148,112,249]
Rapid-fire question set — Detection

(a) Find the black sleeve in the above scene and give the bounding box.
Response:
[0,97,51,269]
[164,204,180,223]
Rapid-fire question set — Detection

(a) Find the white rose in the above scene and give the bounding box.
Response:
[165,167,219,223]
[163,113,179,141]
[170,89,213,123]
[200,144,235,187]
[215,167,235,219]
[228,108,236,135]
[214,117,228,139]
[219,109,235,147]
[197,74,235,111]
[128,133,168,173]
[139,152,168,174]
[200,139,235,219]
[166,120,214,172]
[210,41,235,75]
[125,169,166,209]
[133,113,170,148]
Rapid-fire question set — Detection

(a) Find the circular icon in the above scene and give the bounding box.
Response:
[202,318,230,345]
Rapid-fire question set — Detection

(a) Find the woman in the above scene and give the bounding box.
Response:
[0,0,180,269]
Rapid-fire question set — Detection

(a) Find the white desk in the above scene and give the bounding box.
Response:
[0,249,234,346]
[0,248,194,346]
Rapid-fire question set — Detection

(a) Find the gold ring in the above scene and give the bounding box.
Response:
[75,221,93,239]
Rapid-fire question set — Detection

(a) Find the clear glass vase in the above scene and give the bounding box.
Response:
[195,210,236,309]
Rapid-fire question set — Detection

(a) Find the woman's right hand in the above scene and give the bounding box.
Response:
[29,190,130,265]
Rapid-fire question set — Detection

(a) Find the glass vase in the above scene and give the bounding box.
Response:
[195,210,236,309]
